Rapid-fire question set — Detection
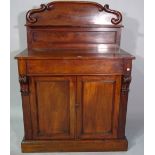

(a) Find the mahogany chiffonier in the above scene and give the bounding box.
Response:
[15,1,135,152]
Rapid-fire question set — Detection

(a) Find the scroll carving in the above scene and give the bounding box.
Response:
[26,4,47,23]
[102,4,122,25]
[121,75,131,95]
[19,75,29,96]
[26,2,122,25]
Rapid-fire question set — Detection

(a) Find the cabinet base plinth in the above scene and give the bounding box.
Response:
[21,138,128,152]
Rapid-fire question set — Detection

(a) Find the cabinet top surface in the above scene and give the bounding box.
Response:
[15,48,135,60]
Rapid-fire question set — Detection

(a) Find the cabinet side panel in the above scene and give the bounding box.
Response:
[17,59,33,139]
[118,60,132,138]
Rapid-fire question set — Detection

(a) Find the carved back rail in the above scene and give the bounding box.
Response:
[26,1,123,51]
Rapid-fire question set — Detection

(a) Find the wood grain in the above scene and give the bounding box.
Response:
[29,76,76,140]
[77,76,121,139]
[25,1,123,50]
[21,138,128,152]
[15,1,135,152]
[26,1,122,26]
[27,59,123,75]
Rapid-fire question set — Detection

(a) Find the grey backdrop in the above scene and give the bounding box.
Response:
[10,0,144,155]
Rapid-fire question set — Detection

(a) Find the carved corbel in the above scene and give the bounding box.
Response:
[121,75,131,95]
[19,75,29,96]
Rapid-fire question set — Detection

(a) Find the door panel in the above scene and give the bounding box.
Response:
[77,76,121,139]
[30,76,76,139]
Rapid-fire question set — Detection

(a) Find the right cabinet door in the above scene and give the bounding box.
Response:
[77,75,121,139]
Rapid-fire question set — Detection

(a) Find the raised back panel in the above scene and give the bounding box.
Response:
[26,1,123,51]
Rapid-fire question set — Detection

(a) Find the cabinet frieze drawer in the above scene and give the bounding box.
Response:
[27,59,123,74]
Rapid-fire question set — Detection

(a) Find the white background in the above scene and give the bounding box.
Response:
[9,0,144,155]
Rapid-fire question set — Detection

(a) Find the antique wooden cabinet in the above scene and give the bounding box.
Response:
[15,1,135,152]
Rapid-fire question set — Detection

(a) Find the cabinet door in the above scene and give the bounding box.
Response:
[77,75,121,139]
[30,76,76,140]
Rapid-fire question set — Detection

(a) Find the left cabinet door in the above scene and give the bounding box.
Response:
[29,76,76,140]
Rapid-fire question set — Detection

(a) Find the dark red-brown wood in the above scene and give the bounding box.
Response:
[15,1,135,152]
[26,1,123,50]
[30,76,76,140]
[26,1,122,26]
[76,75,121,139]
